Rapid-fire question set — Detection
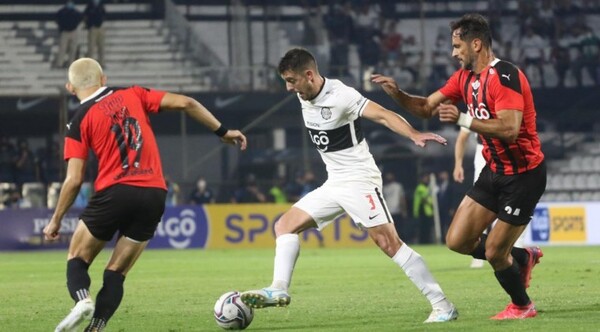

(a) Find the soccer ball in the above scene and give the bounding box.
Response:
[214,291,254,330]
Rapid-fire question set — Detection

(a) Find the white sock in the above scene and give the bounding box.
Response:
[514,230,526,248]
[270,233,300,291]
[392,244,451,311]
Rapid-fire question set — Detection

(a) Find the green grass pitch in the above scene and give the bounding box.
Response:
[0,246,598,331]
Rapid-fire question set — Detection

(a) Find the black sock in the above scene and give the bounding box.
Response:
[66,258,91,302]
[93,270,125,324]
[494,260,530,306]
[511,247,529,266]
[469,234,529,265]
[85,317,107,332]
[469,233,487,260]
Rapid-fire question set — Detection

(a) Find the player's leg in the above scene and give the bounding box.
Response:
[366,223,458,323]
[242,185,342,309]
[485,220,537,319]
[342,182,457,323]
[85,236,149,332]
[482,162,546,320]
[83,185,166,331]
[55,221,106,332]
[470,143,487,267]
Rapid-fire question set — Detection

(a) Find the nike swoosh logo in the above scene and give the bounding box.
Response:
[215,95,243,109]
[16,97,47,111]
[368,214,380,220]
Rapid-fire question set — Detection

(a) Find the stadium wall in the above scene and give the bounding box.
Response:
[1,202,598,251]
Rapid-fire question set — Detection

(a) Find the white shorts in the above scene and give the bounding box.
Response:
[474,143,485,184]
[293,179,393,230]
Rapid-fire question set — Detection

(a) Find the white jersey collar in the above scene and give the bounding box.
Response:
[79,86,108,104]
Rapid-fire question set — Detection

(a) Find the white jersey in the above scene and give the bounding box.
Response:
[298,78,380,182]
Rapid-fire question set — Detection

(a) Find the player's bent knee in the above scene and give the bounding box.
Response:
[446,237,473,255]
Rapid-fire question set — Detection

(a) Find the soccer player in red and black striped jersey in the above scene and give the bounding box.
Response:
[43,58,247,332]
[372,14,546,320]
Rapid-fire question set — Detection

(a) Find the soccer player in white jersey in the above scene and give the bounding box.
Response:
[240,48,458,323]
[454,128,525,268]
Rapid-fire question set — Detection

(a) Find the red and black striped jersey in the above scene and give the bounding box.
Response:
[64,86,167,192]
[439,59,544,175]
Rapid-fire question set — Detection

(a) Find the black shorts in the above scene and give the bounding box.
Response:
[80,184,167,242]
[467,161,546,226]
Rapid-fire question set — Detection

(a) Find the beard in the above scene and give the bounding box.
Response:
[462,52,475,70]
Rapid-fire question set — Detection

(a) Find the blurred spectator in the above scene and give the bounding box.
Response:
[499,41,516,64]
[573,26,600,86]
[351,0,381,42]
[38,141,62,184]
[300,170,318,197]
[301,2,326,52]
[0,135,16,182]
[231,173,266,203]
[53,0,82,68]
[165,175,180,206]
[436,170,455,243]
[519,26,547,88]
[300,2,328,75]
[1,185,22,209]
[537,0,557,38]
[285,171,305,203]
[84,0,106,67]
[189,176,215,205]
[383,171,408,239]
[14,139,39,185]
[268,176,288,203]
[400,35,423,88]
[554,0,583,38]
[413,173,433,244]
[359,34,381,90]
[429,31,452,89]
[325,3,354,77]
[73,182,92,208]
[550,37,571,88]
[381,20,402,66]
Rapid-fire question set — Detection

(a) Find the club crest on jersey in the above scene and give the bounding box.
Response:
[320,107,332,120]
[489,68,495,75]
[471,80,480,90]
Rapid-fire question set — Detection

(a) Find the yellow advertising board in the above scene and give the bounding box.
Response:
[549,206,586,242]
[204,204,371,248]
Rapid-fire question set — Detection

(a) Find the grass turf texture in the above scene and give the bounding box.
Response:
[0,246,598,331]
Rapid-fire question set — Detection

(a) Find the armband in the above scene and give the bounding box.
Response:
[457,113,473,129]
[213,125,228,137]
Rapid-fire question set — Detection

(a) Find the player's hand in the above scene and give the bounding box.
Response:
[371,74,399,95]
[221,130,247,150]
[453,166,464,183]
[437,103,460,123]
[411,132,447,147]
[43,220,61,241]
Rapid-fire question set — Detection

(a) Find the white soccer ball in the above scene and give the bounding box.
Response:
[214,291,254,330]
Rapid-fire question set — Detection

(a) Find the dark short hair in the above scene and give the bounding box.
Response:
[450,13,492,48]
[277,48,317,75]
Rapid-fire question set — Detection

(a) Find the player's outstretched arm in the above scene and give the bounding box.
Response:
[370,74,447,119]
[362,101,447,147]
[453,128,470,183]
[44,158,86,240]
[438,104,522,143]
[160,92,247,150]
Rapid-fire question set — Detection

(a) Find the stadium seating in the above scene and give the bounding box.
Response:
[21,182,46,208]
